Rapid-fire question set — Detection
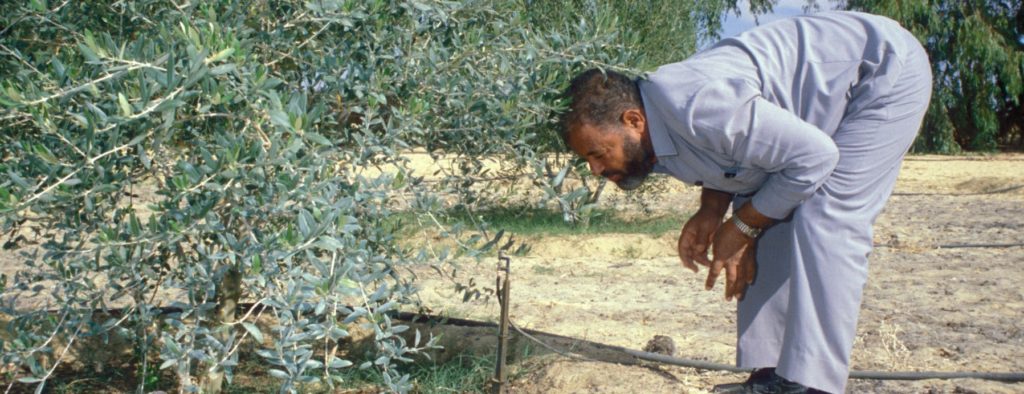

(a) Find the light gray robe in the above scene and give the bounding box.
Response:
[640,11,932,393]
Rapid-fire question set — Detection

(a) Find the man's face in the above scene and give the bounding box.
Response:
[566,113,655,191]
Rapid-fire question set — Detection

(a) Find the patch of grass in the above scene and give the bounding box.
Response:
[531,265,556,275]
[402,206,688,238]
[483,207,684,236]
[409,354,495,393]
[22,348,496,393]
[612,244,643,259]
[314,354,495,393]
[22,362,176,394]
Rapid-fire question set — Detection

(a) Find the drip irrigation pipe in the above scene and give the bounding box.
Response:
[874,242,1024,249]
[20,304,1024,383]
[935,243,1024,249]
[892,184,1024,196]
[393,312,1024,383]
[903,158,1024,162]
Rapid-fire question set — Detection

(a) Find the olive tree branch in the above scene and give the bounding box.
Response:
[17,87,183,209]
[25,68,137,106]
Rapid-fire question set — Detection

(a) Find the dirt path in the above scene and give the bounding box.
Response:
[414,154,1024,393]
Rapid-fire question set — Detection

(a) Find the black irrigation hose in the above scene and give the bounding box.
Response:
[848,370,1024,382]
[874,243,1024,249]
[892,184,1024,196]
[23,305,1024,383]
[393,312,1024,383]
[935,243,1024,249]
[902,158,1024,162]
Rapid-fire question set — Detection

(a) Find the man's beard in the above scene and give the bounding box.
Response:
[612,137,654,191]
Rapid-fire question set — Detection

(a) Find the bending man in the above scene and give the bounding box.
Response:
[558,11,931,394]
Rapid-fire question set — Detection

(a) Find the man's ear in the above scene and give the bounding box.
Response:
[621,108,646,135]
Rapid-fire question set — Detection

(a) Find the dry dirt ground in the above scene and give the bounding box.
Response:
[411,154,1024,393]
[1,155,1021,393]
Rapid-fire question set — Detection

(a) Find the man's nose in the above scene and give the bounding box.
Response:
[588,160,604,177]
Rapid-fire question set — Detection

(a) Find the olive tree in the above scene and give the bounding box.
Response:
[0,0,707,392]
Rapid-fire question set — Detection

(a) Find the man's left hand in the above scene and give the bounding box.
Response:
[705,220,757,301]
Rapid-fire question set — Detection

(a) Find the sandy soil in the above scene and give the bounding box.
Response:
[412,154,1024,393]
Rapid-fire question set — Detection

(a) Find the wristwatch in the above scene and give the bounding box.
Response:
[730,215,762,238]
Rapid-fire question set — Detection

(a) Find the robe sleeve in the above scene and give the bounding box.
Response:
[682,78,840,219]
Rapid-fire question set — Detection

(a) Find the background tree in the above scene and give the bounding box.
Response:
[838,0,1024,152]
[692,0,783,43]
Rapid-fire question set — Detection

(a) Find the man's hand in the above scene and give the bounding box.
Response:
[705,220,757,301]
[677,188,732,272]
[677,208,723,272]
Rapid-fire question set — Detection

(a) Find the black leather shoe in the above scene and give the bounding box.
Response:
[772,372,831,394]
[774,373,812,394]
[711,368,777,393]
[711,369,829,394]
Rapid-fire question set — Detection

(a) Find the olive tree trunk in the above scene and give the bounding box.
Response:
[200,266,242,394]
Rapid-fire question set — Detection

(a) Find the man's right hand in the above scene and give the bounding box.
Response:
[677,208,725,272]
[677,188,732,273]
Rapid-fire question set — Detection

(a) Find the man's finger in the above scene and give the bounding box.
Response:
[705,260,724,290]
[724,262,738,300]
[688,242,712,266]
[681,254,699,273]
[734,252,755,300]
[735,259,749,287]
[743,257,756,284]
[694,244,712,267]
[677,238,699,273]
[734,281,749,301]
[678,230,706,273]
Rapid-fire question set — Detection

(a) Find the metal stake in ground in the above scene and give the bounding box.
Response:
[491,250,512,394]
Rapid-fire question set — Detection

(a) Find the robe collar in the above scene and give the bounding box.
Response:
[640,86,678,174]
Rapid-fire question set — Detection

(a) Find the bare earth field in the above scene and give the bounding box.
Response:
[413,154,1024,393]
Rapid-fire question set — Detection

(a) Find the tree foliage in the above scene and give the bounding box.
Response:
[0,0,707,392]
[837,0,1024,152]
[522,0,702,69]
[692,0,786,43]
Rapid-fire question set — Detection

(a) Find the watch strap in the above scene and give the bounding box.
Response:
[730,215,762,238]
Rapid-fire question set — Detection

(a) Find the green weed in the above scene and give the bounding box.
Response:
[400,206,688,238]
